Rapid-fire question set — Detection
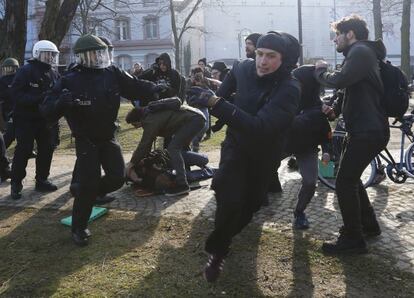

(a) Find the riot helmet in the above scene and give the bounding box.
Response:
[1,58,19,75]
[32,40,60,66]
[73,34,110,69]
[99,36,114,63]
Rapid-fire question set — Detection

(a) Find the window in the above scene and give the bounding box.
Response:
[89,19,104,36]
[117,55,132,70]
[144,17,158,39]
[115,18,130,40]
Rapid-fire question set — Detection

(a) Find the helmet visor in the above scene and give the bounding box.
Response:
[38,51,59,66]
[1,66,18,76]
[76,49,110,69]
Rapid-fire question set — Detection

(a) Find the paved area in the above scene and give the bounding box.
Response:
[1,142,414,275]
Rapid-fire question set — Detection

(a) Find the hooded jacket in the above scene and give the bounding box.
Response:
[213,59,300,155]
[315,39,389,136]
[139,53,182,99]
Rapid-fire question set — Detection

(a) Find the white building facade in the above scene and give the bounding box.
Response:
[201,0,414,68]
[26,0,180,71]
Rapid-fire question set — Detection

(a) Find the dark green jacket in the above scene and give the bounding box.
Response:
[131,106,204,165]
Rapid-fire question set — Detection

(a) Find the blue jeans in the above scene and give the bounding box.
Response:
[191,108,209,152]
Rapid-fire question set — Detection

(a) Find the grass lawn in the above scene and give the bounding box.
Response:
[1,207,413,297]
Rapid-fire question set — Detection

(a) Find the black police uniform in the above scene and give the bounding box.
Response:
[0,73,16,148]
[10,59,59,188]
[41,65,157,234]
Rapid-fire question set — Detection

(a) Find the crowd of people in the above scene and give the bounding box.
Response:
[0,14,394,283]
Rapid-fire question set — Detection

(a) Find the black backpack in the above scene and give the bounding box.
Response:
[379,60,410,118]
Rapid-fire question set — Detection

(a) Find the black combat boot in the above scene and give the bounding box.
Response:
[94,194,116,205]
[11,182,23,200]
[35,180,58,192]
[72,229,89,247]
[204,253,226,283]
[322,228,368,255]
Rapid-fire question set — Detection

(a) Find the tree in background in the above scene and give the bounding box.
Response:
[0,0,28,63]
[38,0,81,47]
[400,0,411,79]
[183,41,192,76]
[169,0,203,73]
[353,0,411,78]
[373,0,383,40]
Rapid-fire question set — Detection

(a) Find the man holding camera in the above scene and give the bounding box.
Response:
[41,34,160,246]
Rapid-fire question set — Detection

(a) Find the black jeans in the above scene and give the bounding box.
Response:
[70,137,125,232]
[336,133,389,237]
[3,119,15,149]
[11,119,54,183]
[205,139,277,255]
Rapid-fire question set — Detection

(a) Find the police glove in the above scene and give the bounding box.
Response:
[152,84,169,94]
[56,91,76,110]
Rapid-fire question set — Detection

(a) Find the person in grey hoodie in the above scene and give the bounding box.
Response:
[315,14,389,255]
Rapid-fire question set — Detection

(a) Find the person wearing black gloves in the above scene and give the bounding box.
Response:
[10,40,60,200]
[41,34,160,246]
[315,15,389,255]
[188,32,301,282]
[139,53,181,100]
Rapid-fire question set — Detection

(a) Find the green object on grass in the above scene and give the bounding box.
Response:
[319,160,335,178]
[60,207,108,227]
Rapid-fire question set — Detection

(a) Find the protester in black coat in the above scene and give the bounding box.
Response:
[189,32,301,282]
[315,14,389,255]
[139,53,182,101]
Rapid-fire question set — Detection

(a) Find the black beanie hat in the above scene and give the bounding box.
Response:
[211,61,228,72]
[256,33,286,55]
[265,31,300,68]
[245,33,262,47]
[198,58,207,65]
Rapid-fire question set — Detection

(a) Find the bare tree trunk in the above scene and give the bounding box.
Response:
[169,0,181,71]
[373,0,383,40]
[38,0,81,47]
[401,0,411,79]
[169,0,202,72]
[0,0,28,64]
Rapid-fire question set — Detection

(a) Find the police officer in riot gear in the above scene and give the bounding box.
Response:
[41,34,159,246]
[0,58,19,148]
[0,58,19,181]
[10,40,60,200]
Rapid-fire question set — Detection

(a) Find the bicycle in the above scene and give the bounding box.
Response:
[318,114,414,190]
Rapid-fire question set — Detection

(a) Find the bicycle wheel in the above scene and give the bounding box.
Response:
[404,142,414,173]
[318,132,377,190]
